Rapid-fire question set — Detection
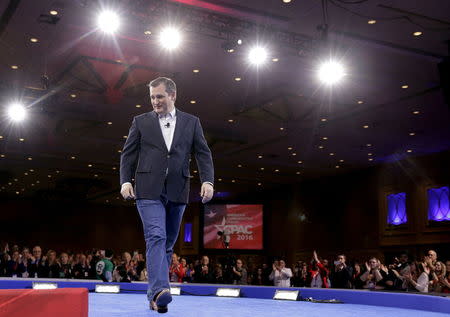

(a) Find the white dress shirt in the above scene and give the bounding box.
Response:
[269,268,293,287]
[159,108,177,151]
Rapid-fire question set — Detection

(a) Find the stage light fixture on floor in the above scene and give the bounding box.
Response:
[248,46,268,66]
[7,103,27,122]
[317,60,345,85]
[170,287,181,295]
[95,284,120,293]
[159,27,181,50]
[216,288,240,297]
[97,11,120,34]
[273,289,299,301]
[32,282,58,290]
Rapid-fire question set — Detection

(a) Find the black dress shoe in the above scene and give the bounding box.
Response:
[150,289,172,314]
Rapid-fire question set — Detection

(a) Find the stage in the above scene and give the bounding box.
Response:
[1,278,449,316]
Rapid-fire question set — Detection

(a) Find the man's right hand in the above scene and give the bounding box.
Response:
[121,183,135,200]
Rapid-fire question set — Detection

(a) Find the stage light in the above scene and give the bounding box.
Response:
[273,290,299,301]
[7,103,27,122]
[159,27,181,50]
[97,11,120,34]
[95,284,120,293]
[216,288,240,297]
[33,282,57,290]
[317,61,345,85]
[248,46,268,66]
[170,287,181,295]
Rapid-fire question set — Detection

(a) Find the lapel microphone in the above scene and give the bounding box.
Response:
[164,122,170,128]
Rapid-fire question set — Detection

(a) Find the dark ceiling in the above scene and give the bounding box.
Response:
[0,0,449,204]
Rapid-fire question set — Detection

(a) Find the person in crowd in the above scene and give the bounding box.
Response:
[59,252,72,278]
[269,259,292,287]
[44,250,60,278]
[28,245,46,278]
[404,261,430,293]
[194,256,215,283]
[252,267,265,286]
[232,259,248,285]
[331,254,353,289]
[352,262,364,289]
[180,258,191,283]
[425,250,438,272]
[185,263,195,283]
[439,260,450,293]
[20,247,31,278]
[430,261,446,292]
[312,251,330,288]
[5,251,24,277]
[96,249,114,282]
[140,267,149,281]
[73,254,90,279]
[360,258,387,290]
[214,263,225,284]
[169,253,185,283]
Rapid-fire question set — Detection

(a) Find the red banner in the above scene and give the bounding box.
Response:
[203,204,263,249]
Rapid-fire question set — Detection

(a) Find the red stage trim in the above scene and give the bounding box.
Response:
[0,288,88,317]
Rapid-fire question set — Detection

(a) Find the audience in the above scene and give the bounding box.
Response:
[1,241,449,295]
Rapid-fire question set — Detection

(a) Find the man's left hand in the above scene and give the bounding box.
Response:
[200,183,214,204]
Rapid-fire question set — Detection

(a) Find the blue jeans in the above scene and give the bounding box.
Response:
[136,198,186,301]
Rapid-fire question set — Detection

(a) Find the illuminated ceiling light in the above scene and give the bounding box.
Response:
[368,20,376,24]
[339,159,344,162]
[227,49,235,53]
[401,85,409,89]
[407,149,413,153]
[56,170,60,174]
[29,169,34,172]
[71,156,76,159]
[363,125,369,129]
[7,103,27,122]
[112,167,117,170]
[321,118,327,122]
[30,38,39,43]
[228,119,234,123]
[322,137,328,140]
[237,39,242,45]
[190,100,196,104]
[48,175,52,178]
[237,164,242,168]
[0,136,3,139]
[368,158,373,161]
[88,164,92,167]
[335,165,340,169]
[413,31,422,36]
[279,127,285,131]
[118,150,122,153]
[257,183,262,186]
[218,178,222,181]
[260,167,264,171]
[36,181,40,184]
[144,30,152,35]
[107,122,112,125]
[159,27,182,50]
[412,110,420,115]
[123,135,127,139]
[49,10,58,15]
[297,161,303,164]
[296,171,300,175]
[27,157,32,160]
[231,179,236,183]
[193,170,198,173]
[11,65,19,69]
[318,145,324,149]
[248,46,268,66]
[94,174,98,177]
[292,153,297,156]
[357,100,364,104]
[366,143,372,147]
[70,94,77,98]
[136,104,142,108]
[274,169,279,172]
[329,153,335,156]
[409,132,415,136]
[19,138,25,142]
[272,58,279,62]
[282,0,292,3]
[287,147,293,150]
[317,60,346,85]
[368,153,372,156]
[258,155,263,159]
[97,11,120,34]
[193,69,200,73]
[234,77,241,81]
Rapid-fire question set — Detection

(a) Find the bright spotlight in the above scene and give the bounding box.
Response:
[248,47,268,66]
[318,61,346,85]
[159,27,181,50]
[7,103,27,122]
[97,11,120,34]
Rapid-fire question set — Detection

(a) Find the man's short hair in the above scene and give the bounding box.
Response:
[148,77,176,95]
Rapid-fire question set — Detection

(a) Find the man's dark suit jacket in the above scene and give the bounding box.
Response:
[120,109,214,204]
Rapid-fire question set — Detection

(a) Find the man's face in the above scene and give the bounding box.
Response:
[181,258,186,266]
[236,260,243,268]
[22,249,30,259]
[172,254,178,264]
[202,256,209,265]
[368,259,378,269]
[150,84,175,115]
[60,253,68,264]
[48,252,56,262]
[337,255,346,264]
[399,254,408,263]
[427,250,437,262]
[279,260,285,268]
[33,247,42,258]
